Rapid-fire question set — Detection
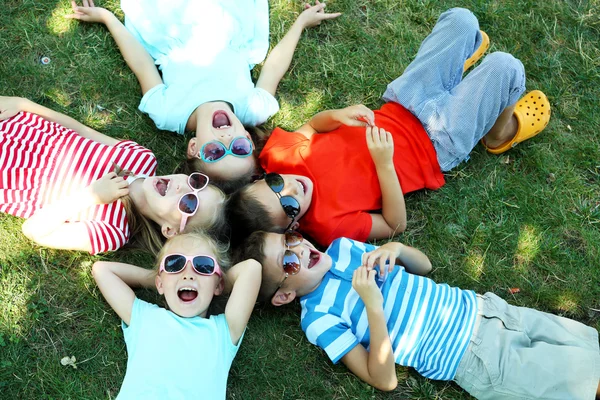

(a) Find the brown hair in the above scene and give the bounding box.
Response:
[180,126,268,194]
[226,185,280,247]
[231,230,278,303]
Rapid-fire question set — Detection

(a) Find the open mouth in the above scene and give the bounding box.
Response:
[212,111,231,129]
[308,249,320,269]
[154,178,170,196]
[177,287,198,302]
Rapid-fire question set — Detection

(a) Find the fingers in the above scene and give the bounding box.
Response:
[367,268,378,282]
[117,188,130,197]
[82,0,90,7]
[89,0,95,7]
[321,12,342,20]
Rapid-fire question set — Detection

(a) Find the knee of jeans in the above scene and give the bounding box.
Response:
[485,52,524,76]
[441,8,479,34]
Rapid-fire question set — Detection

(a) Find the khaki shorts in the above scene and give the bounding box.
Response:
[454,292,600,399]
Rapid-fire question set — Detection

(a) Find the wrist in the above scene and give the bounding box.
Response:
[102,12,119,26]
[375,162,394,172]
[365,301,384,314]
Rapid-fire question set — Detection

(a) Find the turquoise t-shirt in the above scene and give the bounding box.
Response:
[121,0,279,134]
[117,298,243,399]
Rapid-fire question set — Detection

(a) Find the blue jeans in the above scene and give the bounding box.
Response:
[383,8,526,171]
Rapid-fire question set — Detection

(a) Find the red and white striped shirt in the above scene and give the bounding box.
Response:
[0,112,157,254]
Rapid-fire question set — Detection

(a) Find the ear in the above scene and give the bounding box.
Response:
[161,224,178,239]
[155,275,164,295]
[214,277,224,296]
[271,288,296,306]
[290,221,300,231]
[186,138,198,159]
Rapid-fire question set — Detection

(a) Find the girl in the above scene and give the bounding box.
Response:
[66,0,341,189]
[92,231,261,398]
[0,96,227,255]
[227,8,551,247]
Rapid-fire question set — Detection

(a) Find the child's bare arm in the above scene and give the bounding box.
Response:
[296,105,375,138]
[363,242,432,276]
[92,261,156,325]
[341,266,397,391]
[256,2,340,96]
[224,259,262,346]
[21,173,128,252]
[67,1,162,94]
[366,127,407,239]
[0,96,120,146]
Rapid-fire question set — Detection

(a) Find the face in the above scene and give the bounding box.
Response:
[262,233,331,305]
[141,174,224,237]
[155,235,222,318]
[188,101,256,181]
[246,174,314,231]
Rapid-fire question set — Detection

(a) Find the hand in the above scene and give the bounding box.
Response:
[335,104,375,127]
[87,172,129,205]
[65,0,113,24]
[362,242,404,276]
[297,1,341,29]
[0,96,29,121]
[366,126,394,167]
[352,266,383,309]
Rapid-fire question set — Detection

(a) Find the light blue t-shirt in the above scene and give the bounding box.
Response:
[121,0,279,134]
[117,298,242,399]
[300,238,477,381]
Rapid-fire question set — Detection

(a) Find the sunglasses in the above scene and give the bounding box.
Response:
[159,253,222,277]
[199,137,253,163]
[265,173,301,231]
[271,231,304,299]
[178,172,210,232]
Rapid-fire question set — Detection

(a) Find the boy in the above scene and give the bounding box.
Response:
[234,231,600,399]
[227,8,551,247]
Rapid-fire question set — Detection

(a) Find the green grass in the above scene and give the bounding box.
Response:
[1,0,599,398]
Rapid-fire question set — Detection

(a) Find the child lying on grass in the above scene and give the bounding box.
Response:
[227,8,551,247]
[234,231,599,399]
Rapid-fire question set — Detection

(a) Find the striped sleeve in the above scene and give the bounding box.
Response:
[114,140,158,177]
[302,311,359,364]
[83,219,128,255]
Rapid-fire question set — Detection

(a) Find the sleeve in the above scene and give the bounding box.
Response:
[138,84,187,134]
[259,127,308,171]
[322,211,373,246]
[121,298,158,353]
[114,140,158,177]
[211,314,244,362]
[83,219,128,255]
[237,87,280,126]
[302,312,359,364]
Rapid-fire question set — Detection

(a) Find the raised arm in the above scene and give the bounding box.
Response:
[67,0,162,94]
[366,127,407,240]
[21,172,128,252]
[296,104,375,138]
[0,96,119,146]
[224,259,262,346]
[363,242,432,276]
[92,261,156,325]
[256,2,341,96]
[341,266,397,391]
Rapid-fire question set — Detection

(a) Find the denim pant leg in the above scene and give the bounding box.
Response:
[382,7,482,118]
[432,52,526,170]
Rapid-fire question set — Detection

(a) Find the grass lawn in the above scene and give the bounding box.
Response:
[1,0,599,398]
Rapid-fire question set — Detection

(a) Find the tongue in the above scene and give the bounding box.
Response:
[178,291,197,302]
[156,180,167,196]
[308,254,318,269]
[212,112,230,128]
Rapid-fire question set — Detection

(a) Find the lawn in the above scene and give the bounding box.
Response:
[1,0,599,398]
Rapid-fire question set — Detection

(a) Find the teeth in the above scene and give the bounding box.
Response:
[166,180,170,194]
[178,287,197,292]
[218,124,230,129]
[310,253,319,259]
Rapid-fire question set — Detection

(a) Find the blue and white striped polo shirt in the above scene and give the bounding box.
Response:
[300,238,478,380]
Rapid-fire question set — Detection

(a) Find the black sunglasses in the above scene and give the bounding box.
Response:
[265,173,301,231]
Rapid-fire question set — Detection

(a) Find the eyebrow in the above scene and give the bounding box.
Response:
[277,235,285,271]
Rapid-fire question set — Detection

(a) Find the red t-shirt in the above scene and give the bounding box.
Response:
[259,102,445,246]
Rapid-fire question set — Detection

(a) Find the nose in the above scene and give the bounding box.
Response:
[282,179,300,196]
[182,261,195,279]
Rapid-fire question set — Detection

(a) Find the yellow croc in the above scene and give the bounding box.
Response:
[464,30,490,72]
[483,90,551,155]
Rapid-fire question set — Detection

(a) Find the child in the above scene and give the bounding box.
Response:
[234,231,600,399]
[0,96,227,254]
[67,0,340,188]
[227,8,551,247]
[92,231,261,398]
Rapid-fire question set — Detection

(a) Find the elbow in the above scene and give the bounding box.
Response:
[423,259,433,274]
[92,261,107,280]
